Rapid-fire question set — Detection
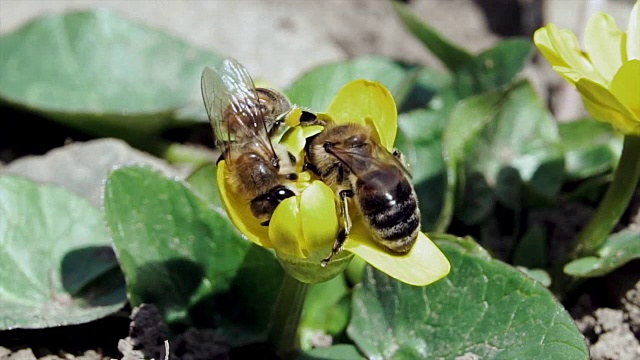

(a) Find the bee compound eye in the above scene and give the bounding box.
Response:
[346,135,365,148]
[273,187,295,201]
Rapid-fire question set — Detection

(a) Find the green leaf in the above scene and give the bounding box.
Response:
[394,66,452,113]
[296,345,365,360]
[564,229,640,277]
[516,267,552,288]
[348,235,588,359]
[558,118,622,180]
[186,163,224,210]
[300,275,350,351]
[286,57,407,111]
[391,1,473,72]
[512,224,548,269]
[0,138,187,207]
[0,176,126,329]
[443,80,564,226]
[103,166,284,345]
[433,233,492,260]
[395,109,448,231]
[0,10,221,137]
[454,39,534,98]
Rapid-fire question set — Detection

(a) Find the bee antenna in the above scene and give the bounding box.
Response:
[272,157,280,168]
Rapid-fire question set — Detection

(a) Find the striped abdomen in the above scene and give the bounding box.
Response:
[355,167,420,254]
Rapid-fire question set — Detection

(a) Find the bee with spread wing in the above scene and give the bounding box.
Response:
[201,58,298,225]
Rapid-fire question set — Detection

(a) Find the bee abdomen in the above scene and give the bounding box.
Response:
[367,198,419,240]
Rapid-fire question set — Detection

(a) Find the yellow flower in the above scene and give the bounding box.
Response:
[217,80,451,285]
[533,1,640,135]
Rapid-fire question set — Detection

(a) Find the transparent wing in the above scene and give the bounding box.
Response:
[200,58,275,162]
[327,141,411,188]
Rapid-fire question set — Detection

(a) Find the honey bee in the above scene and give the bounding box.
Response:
[201,58,298,225]
[305,121,420,266]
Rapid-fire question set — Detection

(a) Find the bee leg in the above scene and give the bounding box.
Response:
[321,189,353,267]
[339,189,354,234]
[392,148,412,173]
[321,230,347,267]
[392,148,405,163]
[303,162,321,176]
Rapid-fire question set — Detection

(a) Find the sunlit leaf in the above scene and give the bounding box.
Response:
[391,1,473,72]
[564,229,640,277]
[0,176,125,329]
[104,166,284,345]
[348,235,588,359]
[454,39,534,98]
[286,57,407,111]
[558,118,622,180]
[443,80,563,226]
[0,10,222,137]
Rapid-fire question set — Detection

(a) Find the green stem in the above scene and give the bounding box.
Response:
[267,272,308,358]
[570,135,640,258]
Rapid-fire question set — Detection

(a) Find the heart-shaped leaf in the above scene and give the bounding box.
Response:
[558,118,622,180]
[1,138,187,207]
[564,229,640,277]
[0,176,126,329]
[454,39,534,98]
[512,224,548,269]
[286,57,407,111]
[186,162,224,210]
[443,80,564,226]
[348,235,588,359]
[103,166,284,345]
[0,10,221,137]
[391,1,473,72]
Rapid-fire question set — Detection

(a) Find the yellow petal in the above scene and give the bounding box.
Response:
[280,126,308,165]
[627,0,640,60]
[299,181,340,259]
[584,12,624,82]
[269,196,305,258]
[301,124,324,139]
[552,65,584,84]
[610,60,640,124]
[326,80,398,151]
[546,24,607,85]
[575,77,640,135]
[216,162,271,247]
[344,225,451,286]
[284,107,303,127]
[534,26,570,68]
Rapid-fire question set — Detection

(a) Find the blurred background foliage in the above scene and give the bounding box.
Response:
[0,1,638,359]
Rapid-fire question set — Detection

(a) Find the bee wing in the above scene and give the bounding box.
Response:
[328,141,411,184]
[200,58,276,162]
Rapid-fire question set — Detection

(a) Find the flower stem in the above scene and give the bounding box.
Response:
[267,272,308,358]
[570,135,640,258]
